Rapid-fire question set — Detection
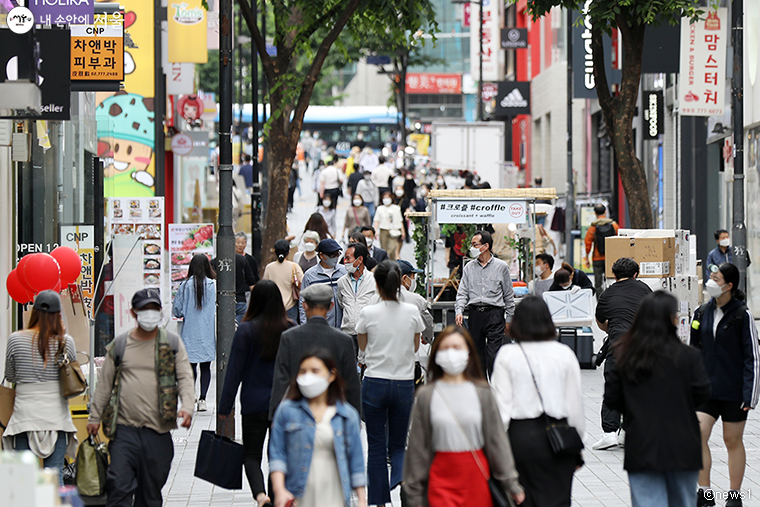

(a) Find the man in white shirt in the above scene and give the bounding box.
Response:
[319,156,344,210]
[337,242,376,356]
[371,156,394,196]
[396,260,434,343]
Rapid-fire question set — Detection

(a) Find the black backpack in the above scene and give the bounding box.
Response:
[595,222,616,255]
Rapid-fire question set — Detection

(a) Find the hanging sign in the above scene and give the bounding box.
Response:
[29,0,93,25]
[70,10,124,81]
[60,225,95,318]
[643,90,664,139]
[435,199,527,224]
[470,0,503,82]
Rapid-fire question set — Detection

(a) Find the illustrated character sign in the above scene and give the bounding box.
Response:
[177,94,204,127]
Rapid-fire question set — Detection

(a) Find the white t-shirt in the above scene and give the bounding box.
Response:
[374,204,403,232]
[356,300,424,380]
[319,165,343,190]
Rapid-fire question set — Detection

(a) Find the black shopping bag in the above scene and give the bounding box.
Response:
[194,430,244,490]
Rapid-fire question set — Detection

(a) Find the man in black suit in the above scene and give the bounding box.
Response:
[361,225,388,263]
[270,284,361,418]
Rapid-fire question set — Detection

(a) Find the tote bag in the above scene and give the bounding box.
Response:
[194,430,245,490]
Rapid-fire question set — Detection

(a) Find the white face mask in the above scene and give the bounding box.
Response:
[469,246,482,258]
[304,242,317,252]
[382,197,392,206]
[561,284,572,290]
[420,188,428,197]
[406,276,417,292]
[345,260,359,274]
[719,238,730,247]
[395,189,405,197]
[435,349,469,376]
[534,265,545,277]
[436,179,444,186]
[366,237,374,248]
[297,372,330,399]
[353,199,363,207]
[706,278,728,299]
[136,309,162,332]
[322,199,332,208]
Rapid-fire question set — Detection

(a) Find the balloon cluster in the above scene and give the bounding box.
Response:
[6,247,82,304]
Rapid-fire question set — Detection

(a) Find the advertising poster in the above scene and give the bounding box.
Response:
[113,234,143,336]
[60,225,96,319]
[168,223,214,299]
[108,197,165,304]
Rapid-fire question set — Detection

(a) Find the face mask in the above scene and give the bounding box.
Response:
[382,198,392,206]
[534,265,545,277]
[364,173,371,180]
[366,237,374,248]
[322,255,339,268]
[395,189,405,197]
[353,199,362,207]
[406,276,417,292]
[304,242,317,252]
[719,239,730,247]
[469,246,482,258]
[297,372,330,399]
[706,279,728,299]
[322,199,332,208]
[420,189,428,197]
[345,260,359,274]
[436,179,444,185]
[136,309,162,332]
[561,284,572,290]
[435,349,470,376]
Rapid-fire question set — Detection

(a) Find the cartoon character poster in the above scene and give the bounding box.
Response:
[96,0,156,197]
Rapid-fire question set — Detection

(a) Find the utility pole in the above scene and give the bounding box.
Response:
[216,0,236,439]
[478,0,484,121]
[731,0,746,292]
[250,0,261,262]
[565,7,575,264]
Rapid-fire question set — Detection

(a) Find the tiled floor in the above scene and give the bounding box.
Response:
[162,360,760,507]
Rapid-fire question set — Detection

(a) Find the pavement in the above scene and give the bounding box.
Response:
[161,169,760,506]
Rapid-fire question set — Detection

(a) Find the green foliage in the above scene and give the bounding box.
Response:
[409,215,428,297]
[440,224,477,258]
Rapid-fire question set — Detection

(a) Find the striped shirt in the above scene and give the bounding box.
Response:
[4,330,76,384]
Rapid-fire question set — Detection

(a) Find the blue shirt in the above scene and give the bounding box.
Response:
[171,277,216,363]
[239,163,254,188]
[705,246,732,280]
[269,399,365,506]
[299,262,347,328]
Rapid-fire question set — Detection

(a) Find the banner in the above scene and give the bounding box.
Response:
[168,0,208,63]
[470,0,502,82]
[60,225,95,319]
[435,199,527,224]
[168,223,214,300]
[30,0,93,25]
[678,8,727,116]
[405,73,461,94]
[71,10,124,81]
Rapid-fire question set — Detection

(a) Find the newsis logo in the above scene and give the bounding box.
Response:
[501,89,528,108]
[8,7,34,34]
[171,2,205,25]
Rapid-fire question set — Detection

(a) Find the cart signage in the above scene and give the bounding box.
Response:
[436,199,527,224]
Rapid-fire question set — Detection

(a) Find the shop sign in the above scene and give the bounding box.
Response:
[572,3,621,99]
[493,81,531,116]
[167,0,208,63]
[30,0,94,25]
[470,0,502,82]
[7,7,34,34]
[501,28,527,49]
[171,133,193,155]
[70,11,124,81]
[60,225,95,318]
[167,223,214,301]
[436,199,527,224]
[481,82,499,102]
[642,90,663,139]
[405,73,462,95]
[678,8,727,117]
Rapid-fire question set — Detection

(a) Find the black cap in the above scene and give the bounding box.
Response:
[33,290,61,313]
[317,238,342,254]
[397,259,423,276]
[131,288,162,309]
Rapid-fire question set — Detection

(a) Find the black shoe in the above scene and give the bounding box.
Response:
[726,490,743,507]
[698,488,716,507]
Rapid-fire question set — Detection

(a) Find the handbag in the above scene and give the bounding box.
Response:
[58,339,87,399]
[194,430,245,490]
[517,344,584,456]
[436,386,515,507]
[291,263,301,301]
[0,379,15,443]
[76,435,109,497]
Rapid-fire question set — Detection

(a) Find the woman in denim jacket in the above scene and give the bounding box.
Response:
[269,350,366,507]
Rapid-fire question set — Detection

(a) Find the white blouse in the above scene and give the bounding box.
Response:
[490,340,585,438]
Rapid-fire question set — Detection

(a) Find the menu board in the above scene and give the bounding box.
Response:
[108,197,165,301]
[168,223,215,298]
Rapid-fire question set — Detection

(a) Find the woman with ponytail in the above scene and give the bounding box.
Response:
[356,260,425,506]
[691,262,760,506]
[263,239,304,323]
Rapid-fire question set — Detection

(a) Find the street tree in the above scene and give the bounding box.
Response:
[525,0,707,228]
[237,0,437,263]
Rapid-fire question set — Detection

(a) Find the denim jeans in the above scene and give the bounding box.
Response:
[628,470,699,507]
[14,431,68,481]
[235,301,247,324]
[365,202,376,222]
[361,377,414,505]
[286,304,299,324]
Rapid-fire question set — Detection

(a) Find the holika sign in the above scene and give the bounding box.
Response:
[30,0,94,25]
[435,199,527,224]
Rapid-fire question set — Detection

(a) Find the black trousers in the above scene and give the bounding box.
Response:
[601,354,623,433]
[323,187,340,209]
[242,412,270,499]
[106,425,174,507]
[592,260,606,298]
[467,306,505,378]
[190,362,211,400]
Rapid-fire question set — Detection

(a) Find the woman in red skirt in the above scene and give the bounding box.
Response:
[403,326,525,507]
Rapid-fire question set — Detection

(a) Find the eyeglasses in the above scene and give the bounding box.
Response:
[322,251,341,258]
[471,242,482,248]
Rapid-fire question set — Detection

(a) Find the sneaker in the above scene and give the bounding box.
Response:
[591,432,619,450]
[726,490,742,507]
[697,488,716,507]
[617,429,625,447]
[197,399,207,412]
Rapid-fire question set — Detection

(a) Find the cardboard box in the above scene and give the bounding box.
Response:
[605,236,677,278]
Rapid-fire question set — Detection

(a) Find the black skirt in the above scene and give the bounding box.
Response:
[508,417,577,507]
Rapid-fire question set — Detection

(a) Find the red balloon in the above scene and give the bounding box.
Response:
[16,255,34,292]
[51,246,82,285]
[7,269,32,304]
[22,253,60,292]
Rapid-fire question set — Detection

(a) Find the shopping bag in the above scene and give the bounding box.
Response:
[0,382,15,443]
[76,435,109,497]
[194,430,244,490]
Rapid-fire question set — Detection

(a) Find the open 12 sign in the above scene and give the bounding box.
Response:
[70,11,124,81]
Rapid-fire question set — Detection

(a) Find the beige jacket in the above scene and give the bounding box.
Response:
[403,382,523,506]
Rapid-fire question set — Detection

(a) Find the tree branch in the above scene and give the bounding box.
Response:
[590,26,616,130]
[237,0,276,84]
[616,13,645,121]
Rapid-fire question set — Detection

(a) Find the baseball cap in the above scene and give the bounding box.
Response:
[317,238,342,254]
[33,290,62,313]
[301,284,334,305]
[397,260,423,276]
[131,288,162,309]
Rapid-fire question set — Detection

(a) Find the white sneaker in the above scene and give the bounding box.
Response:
[592,432,619,450]
[197,399,207,412]
[617,429,625,447]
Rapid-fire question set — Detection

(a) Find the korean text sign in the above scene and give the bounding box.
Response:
[60,225,95,319]
[435,199,527,224]
[71,11,124,81]
[30,0,94,26]
[678,9,727,117]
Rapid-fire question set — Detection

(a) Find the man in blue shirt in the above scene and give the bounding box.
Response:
[238,154,255,188]
[705,229,732,281]
[299,239,347,327]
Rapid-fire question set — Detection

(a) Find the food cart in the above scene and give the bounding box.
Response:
[410,188,558,336]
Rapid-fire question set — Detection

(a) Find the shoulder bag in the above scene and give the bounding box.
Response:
[59,338,87,399]
[291,263,301,301]
[517,344,584,455]
[436,385,515,507]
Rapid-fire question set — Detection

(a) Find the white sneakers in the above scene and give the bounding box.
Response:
[592,431,619,450]
[197,399,207,412]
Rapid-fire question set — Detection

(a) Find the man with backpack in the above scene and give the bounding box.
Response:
[584,204,619,298]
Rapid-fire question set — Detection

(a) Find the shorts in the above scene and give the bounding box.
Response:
[697,399,749,423]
